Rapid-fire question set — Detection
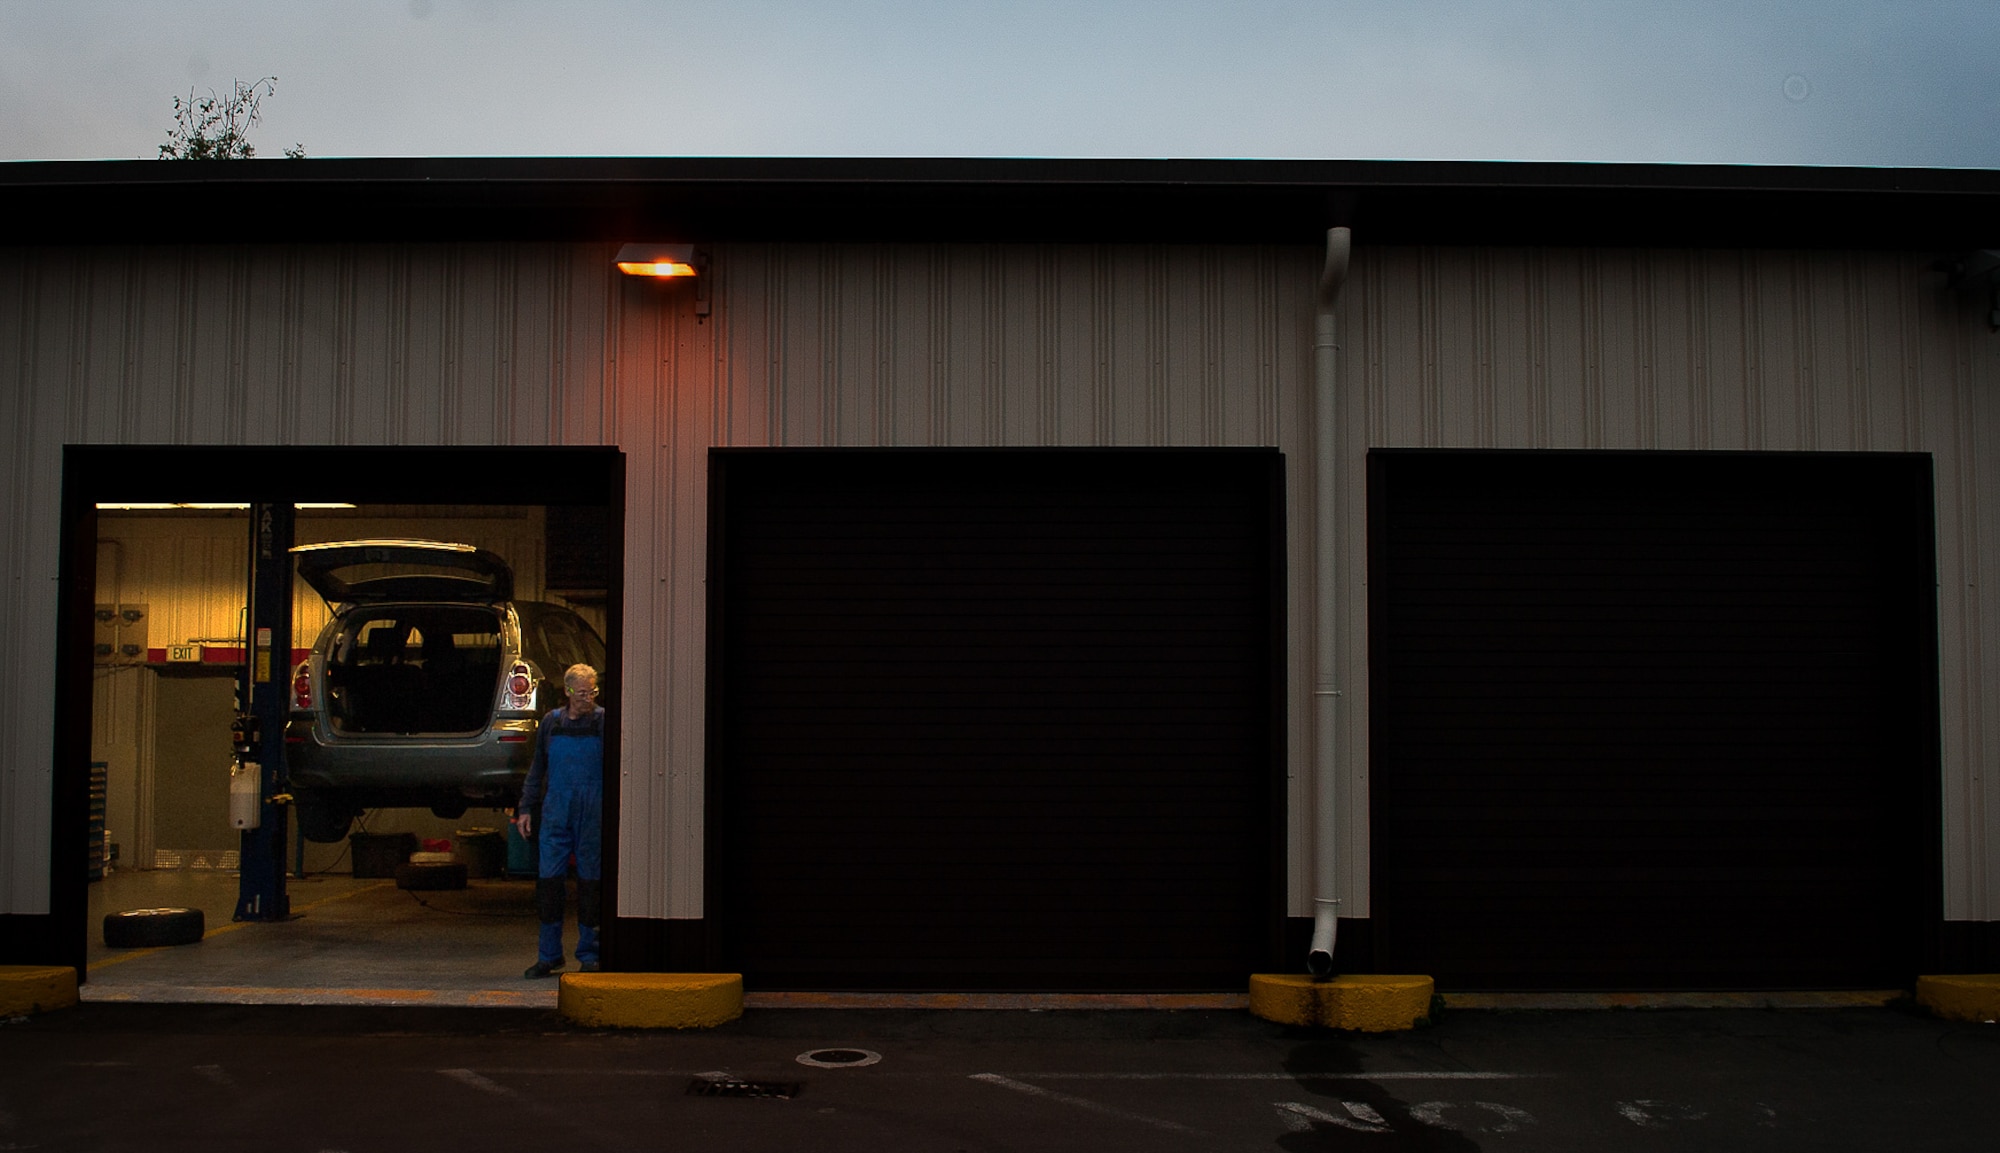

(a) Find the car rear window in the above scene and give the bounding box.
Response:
[335,609,502,666]
[324,606,506,735]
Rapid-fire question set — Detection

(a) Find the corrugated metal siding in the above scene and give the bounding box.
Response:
[1,249,67,913]
[0,241,1319,920]
[2,239,1995,923]
[1343,247,2000,919]
[643,243,1317,919]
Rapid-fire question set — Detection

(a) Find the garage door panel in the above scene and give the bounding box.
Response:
[1371,450,1937,990]
[717,450,1283,991]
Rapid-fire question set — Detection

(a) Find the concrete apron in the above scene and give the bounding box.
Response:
[78,873,1970,1021]
[83,870,560,1008]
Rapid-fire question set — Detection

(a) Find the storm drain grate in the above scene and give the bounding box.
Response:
[687,1076,803,1100]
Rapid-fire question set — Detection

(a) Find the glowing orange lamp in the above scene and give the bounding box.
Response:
[615,243,700,278]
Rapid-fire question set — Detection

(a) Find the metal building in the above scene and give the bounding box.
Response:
[2,159,1997,990]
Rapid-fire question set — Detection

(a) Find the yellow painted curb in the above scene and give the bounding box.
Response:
[1249,973,1434,1032]
[557,972,744,1029]
[0,965,79,1017]
[1916,974,2000,1023]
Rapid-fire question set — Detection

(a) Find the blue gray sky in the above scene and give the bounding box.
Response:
[2,0,1995,166]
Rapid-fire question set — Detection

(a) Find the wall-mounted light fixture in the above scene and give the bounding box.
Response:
[616,242,711,319]
[615,242,698,278]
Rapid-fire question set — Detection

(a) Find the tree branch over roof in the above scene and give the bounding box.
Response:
[158,76,304,160]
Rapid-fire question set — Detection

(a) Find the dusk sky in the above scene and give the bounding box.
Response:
[2,0,1995,166]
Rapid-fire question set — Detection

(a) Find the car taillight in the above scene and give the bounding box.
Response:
[291,666,312,710]
[503,662,536,711]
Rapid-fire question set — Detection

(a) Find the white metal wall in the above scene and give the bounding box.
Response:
[2,240,1995,925]
[0,241,1319,919]
[632,243,1319,920]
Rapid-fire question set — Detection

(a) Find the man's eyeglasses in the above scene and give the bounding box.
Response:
[569,685,599,697]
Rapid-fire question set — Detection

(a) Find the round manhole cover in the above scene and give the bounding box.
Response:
[796,1048,882,1068]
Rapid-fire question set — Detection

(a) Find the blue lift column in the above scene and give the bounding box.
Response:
[235,502,294,922]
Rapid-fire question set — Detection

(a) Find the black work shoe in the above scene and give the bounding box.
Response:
[524,959,564,979]
[580,960,601,973]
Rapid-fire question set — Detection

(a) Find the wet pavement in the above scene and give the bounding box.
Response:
[2,1000,1996,1152]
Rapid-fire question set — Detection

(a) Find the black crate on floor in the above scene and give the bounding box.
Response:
[453,828,506,878]
[350,832,418,879]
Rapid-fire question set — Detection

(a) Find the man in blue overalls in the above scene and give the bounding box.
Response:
[513,663,605,978]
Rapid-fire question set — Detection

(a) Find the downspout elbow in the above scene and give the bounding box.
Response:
[1308,897,1341,978]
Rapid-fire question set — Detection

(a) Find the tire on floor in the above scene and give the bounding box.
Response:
[103,907,206,948]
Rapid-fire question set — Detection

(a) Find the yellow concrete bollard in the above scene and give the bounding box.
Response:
[1248,973,1435,1031]
[0,965,79,1017]
[558,972,744,1028]
[1916,974,2000,1023]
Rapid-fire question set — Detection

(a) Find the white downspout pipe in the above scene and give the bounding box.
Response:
[1308,226,1352,978]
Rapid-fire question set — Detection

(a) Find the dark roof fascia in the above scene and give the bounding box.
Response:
[4,156,1996,249]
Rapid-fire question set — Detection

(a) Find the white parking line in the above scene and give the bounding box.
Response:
[416,1067,674,1077]
[1008,1071,1528,1080]
[1410,1100,1536,1133]
[1618,1100,1708,1128]
[439,1068,513,1097]
[1276,1100,1391,1133]
[970,1074,1205,1134]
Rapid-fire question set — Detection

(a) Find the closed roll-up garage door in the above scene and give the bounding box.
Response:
[713,450,1284,991]
[1370,451,1939,990]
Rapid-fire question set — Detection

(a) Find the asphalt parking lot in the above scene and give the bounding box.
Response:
[2,1001,1996,1152]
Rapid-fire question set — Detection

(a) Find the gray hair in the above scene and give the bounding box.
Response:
[563,664,599,691]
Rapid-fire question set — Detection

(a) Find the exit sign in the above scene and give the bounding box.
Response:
[166,645,201,663]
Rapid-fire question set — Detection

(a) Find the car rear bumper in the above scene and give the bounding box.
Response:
[284,718,536,798]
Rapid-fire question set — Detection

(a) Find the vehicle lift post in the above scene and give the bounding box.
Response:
[235,502,294,922]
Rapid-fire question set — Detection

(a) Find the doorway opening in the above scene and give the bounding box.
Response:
[56,446,623,1005]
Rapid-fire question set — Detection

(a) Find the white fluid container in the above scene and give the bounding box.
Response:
[228,760,262,830]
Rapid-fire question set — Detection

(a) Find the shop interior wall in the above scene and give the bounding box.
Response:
[89,506,563,876]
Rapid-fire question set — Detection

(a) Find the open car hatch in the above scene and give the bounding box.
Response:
[292,539,514,605]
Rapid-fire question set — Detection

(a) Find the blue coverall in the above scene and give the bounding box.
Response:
[520,704,605,968]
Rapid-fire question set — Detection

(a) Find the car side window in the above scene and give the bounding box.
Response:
[543,611,603,674]
[574,614,605,670]
[536,615,580,673]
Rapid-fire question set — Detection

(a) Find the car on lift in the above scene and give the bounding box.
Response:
[284,539,606,843]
